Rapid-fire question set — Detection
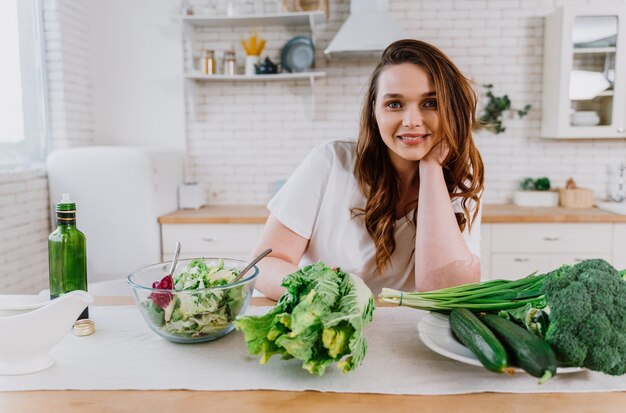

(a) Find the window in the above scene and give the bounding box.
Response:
[0,0,48,167]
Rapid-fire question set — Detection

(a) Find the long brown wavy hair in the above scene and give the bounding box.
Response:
[354,39,484,275]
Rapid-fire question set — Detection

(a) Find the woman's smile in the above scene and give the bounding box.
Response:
[397,133,432,145]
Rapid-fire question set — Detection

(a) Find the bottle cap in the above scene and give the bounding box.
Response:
[57,193,76,213]
[73,319,95,336]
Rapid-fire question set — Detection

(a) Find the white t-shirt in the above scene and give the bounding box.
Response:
[267,139,481,294]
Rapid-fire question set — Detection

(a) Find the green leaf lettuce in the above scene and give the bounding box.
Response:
[234,262,375,375]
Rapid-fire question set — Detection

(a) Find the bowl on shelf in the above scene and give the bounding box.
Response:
[127,258,259,344]
[570,110,600,126]
[569,70,611,100]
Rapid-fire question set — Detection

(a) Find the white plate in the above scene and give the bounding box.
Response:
[280,36,315,73]
[417,312,583,374]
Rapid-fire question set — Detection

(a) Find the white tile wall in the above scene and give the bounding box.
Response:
[0,0,94,293]
[184,0,626,205]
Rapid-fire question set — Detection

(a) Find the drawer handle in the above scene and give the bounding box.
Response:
[202,236,218,242]
[543,237,560,241]
[513,258,530,262]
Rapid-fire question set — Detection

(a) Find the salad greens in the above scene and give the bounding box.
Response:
[145,258,248,339]
[234,262,375,375]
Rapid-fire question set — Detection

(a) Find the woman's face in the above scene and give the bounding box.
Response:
[374,63,441,172]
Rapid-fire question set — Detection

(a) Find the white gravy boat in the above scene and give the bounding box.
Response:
[0,290,93,375]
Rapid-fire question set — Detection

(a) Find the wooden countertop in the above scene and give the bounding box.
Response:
[159,204,626,224]
[159,205,268,224]
[482,204,626,223]
[2,296,624,413]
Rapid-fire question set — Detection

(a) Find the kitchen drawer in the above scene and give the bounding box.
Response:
[491,223,612,254]
[490,253,552,280]
[161,223,263,256]
[550,253,612,267]
[490,252,613,281]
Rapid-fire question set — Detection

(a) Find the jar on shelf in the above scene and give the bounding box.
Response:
[223,50,237,76]
[201,49,216,75]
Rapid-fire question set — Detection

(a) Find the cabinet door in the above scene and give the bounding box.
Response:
[480,223,491,280]
[542,7,626,138]
[491,254,552,280]
[613,223,626,269]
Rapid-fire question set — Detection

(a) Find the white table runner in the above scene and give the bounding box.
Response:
[2,305,625,395]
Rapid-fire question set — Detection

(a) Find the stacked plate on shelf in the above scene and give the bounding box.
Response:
[572,15,617,47]
[570,110,600,126]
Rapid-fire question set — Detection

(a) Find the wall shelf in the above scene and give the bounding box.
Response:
[178,11,326,121]
[573,47,617,54]
[178,11,323,47]
[177,11,325,28]
[185,71,326,81]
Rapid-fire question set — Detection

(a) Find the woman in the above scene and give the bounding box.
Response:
[253,39,484,300]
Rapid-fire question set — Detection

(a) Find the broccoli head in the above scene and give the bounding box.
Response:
[542,259,626,375]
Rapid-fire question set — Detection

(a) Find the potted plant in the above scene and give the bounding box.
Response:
[480,84,531,134]
[512,177,559,207]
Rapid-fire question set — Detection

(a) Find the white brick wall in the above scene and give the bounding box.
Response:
[0,167,50,293]
[44,0,95,150]
[0,0,94,293]
[184,0,626,205]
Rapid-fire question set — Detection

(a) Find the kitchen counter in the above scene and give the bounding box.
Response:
[159,204,626,224]
[483,204,626,223]
[2,296,624,413]
[159,205,268,224]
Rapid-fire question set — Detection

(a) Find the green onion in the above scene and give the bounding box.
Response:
[379,272,546,313]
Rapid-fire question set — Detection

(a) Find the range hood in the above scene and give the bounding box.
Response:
[324,0,407,55]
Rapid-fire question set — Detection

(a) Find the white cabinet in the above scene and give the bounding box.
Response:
[613,223,626,269]
[484,223,613,280]
[161,223,263,261]
[479,223,491,280]
[541,6,626,138]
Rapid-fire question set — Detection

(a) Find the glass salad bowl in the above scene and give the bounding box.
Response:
[127,258,259,343]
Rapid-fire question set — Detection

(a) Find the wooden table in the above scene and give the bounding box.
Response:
[2,297,625,413]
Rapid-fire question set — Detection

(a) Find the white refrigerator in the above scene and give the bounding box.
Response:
[47,146,184,294]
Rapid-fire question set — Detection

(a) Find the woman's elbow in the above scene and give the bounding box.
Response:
[416,255,481,291]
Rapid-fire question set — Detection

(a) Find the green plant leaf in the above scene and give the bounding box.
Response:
[480,85,531,134]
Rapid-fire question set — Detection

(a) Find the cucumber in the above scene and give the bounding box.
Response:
[481,313,557,383]
[449,308,509,373]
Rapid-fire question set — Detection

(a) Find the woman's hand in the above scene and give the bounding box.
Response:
[422,138,450,166]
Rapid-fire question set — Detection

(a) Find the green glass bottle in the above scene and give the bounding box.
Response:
[48,193,89,320]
